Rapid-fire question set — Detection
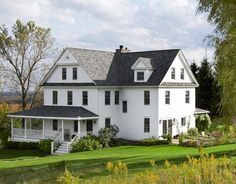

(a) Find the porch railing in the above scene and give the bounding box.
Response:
[51,131,63,154]
[67,133,80,153]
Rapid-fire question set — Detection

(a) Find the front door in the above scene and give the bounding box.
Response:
[86,120,93,132]
[64,129,70,141]
[162,119,173,136]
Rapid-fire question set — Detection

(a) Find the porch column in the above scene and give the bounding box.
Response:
[77,120,80,137]
[62,120,64,141]
[42,119,45,139]
[11,118,13,138]
[24,118,27,140]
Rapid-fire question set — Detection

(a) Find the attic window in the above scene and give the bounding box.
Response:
[66,56,69,59]
[137,72,144,81]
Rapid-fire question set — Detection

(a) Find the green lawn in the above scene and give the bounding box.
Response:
[1,144,236,183]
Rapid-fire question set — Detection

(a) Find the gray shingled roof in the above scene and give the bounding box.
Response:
[8,106,98,119]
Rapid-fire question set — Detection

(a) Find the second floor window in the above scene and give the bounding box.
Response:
[144,91,150,105]
[67,91,73,105]
[82,91,88,105]
[122,101,127,113]
[105,91,110,105]
[62,68,67,80]
[73,67,77,80]
[53,120,58,131]
[181,68,184,79]
[105,118,111,128]
[171,68,175,79]
[165,91,170,104]
[137,71,144,81]
[115,91,119,105]
[144,118,150,132]
[52,91,58,105]
[185,90,190,103]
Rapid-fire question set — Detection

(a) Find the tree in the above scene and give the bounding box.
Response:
[0,20,56,110]
[197,1,236,119]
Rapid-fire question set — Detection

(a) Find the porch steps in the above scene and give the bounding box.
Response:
[54,142,69,155]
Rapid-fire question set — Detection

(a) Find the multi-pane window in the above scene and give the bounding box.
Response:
[181,117,186,126]
[73,67,77,80]
[82,91,88,105]
[53,120,58,131]
[137,72,144,81]
[74,120,78,132]
[185,90,190,103]
[144,91,150,105]
[105,118,111,128]
[105,91,110,105]
[115,91,119,105]
[165,91,170,104]
[144,118,150,133]
[62,68,67,80]
[67,91,73,105]
[180,68,184,79]
[52,91,58,105]
[122,101,127,113]
[171,68,175,79]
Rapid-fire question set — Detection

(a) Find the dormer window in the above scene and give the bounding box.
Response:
[73,67,77,80]
[137,72,144,81]
[62,68,67,80]
[181,68,184,79]
[171,68,175,79]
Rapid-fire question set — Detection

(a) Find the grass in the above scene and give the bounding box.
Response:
[1,144,236,183]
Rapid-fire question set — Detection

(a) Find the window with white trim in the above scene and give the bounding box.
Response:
[144,118,150,133]
[171,68,175,79]
[165,91,170,104]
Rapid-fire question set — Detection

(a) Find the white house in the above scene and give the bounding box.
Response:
[8,45,208,154]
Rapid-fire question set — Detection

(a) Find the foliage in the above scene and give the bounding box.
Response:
[105,161,128,176]
[187,128,199,136]
[98,124,119,147]
[110,138,138,147]
[197,1,236,118]
[4,141,39,149]
[38,139,52,154]
[138,137,169,146]
[0,20,57,110]
[71,135,102,152]
[149,160,155,167]
[57,169,79,184]
[196,114,212,132]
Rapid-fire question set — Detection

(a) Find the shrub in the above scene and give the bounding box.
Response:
[110,138,138,147]
[71,135,103,152]
[38,139,52,154]
[181,139,199,147]
[106,161,128,176]
[196,114,212,132]
[149,160,155,167]
[5,141,39,149]
[110,124,119,139]
[187,128,199,136]
[138,137,169,146]
[57,168,79,184]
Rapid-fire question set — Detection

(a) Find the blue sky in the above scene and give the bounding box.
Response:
[0,0,214,64]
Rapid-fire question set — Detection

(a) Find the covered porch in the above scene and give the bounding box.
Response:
[8,106,99,143]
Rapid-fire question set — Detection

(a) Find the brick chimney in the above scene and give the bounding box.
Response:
[116,45,130,53]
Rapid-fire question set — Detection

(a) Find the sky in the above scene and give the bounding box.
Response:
[0,0,215,64]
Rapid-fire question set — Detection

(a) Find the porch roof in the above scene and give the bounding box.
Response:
[8,105,99,120]
[194,108,210,115]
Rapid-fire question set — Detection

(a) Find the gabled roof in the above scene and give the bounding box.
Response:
[42,48,197,87]
[8,106,98,120]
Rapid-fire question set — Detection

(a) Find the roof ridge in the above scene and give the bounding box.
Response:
[68,47,114,54]
[123,49,180,54]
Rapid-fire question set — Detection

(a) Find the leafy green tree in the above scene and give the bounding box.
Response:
[0,103,10,145]
[196,114,212,132]
[197,0,236,118]
[0,20,56,110]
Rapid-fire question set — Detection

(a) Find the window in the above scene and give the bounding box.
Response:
[171,68,175,79]
[122,101,127,113]
[144,91,150,105]
[181,68,184,79]
[67,91,73,105]
[185,90,190,103]
[62,68,67,80]
[165,91,170,104]
[53,120,58,131]
[105,91,110,105]
[82,91,88,105]
[74,120,78,132]
[181,117,186,126]
[73,67,77,80]
[115,91,119,105]
[137,72,144,81]
[52,91,58,105]
[105,118,111,128]
[144,118,150,133]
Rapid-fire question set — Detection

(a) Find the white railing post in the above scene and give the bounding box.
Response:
[42,119,45,139]
[62,120,64,141]
[11,118,13,138]
[24,118,27,140]
[51,142,54,154]
[78,120,80,138]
